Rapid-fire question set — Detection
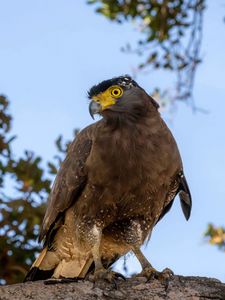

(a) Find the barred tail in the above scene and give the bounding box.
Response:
[24,248,54,281]
[24,247,94,282]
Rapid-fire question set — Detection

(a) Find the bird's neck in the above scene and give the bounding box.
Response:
[102,105,153,129]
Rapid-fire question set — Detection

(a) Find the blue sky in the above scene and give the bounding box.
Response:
[0,1,225,281]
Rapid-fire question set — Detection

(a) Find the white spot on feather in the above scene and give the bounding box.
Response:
[132,220,143,244]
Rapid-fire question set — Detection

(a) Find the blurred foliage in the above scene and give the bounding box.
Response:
[87,0,206,105]
[205,224,225,251]
[0,96,75,284]
[0,95,14,188]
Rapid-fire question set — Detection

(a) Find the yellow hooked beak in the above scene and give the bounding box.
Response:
[93,91,116,111]
[89,91,116,118]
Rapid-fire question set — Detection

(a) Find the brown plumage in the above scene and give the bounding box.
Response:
[25,75,191,282]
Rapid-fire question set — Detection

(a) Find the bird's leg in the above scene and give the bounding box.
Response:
[133,246,154,270]
[124,219,173,281]
[132,246,173,281]
[91,227,105,277]
[90,225,125,285]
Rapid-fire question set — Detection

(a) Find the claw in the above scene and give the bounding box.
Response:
[111,278,118,290]
[158,268,174,281]
[137,267,174,283]
[93,268,125,288]
[114,272,126,281]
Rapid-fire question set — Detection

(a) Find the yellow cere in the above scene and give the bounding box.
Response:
[92,85,123,110]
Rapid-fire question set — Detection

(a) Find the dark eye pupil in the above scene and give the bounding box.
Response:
[114,90,119,95]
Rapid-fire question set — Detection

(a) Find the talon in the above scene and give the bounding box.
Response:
[158,268,174,281]
[114,272,126,281]
[93,268,124,287]
[112,279,118,290]
[136,266,174,282]
[136,266,157,281]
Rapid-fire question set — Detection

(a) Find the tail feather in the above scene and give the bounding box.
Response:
[32,247,48,269]
[52,253,92,279]
[24,232,123,281]
[24,267,54,282]
[79,257,94,278]
[24,247,94,281]
[24,248,54,282]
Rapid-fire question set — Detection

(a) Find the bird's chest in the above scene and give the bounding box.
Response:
[86,124,173,199]
[87,130,151,189]
[75,121,180,233]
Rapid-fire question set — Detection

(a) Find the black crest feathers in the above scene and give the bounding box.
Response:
[88,75,139,99]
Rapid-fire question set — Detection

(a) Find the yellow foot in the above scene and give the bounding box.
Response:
[137,267,174,282]
[92,268,126,288]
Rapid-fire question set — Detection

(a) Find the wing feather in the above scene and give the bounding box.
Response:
[179,172,192,220]
[39,125,94,242]
[156,171,192,224]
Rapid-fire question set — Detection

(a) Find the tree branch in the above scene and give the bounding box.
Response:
[0,275,224,300]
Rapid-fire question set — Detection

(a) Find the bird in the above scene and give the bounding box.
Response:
[24,75,192,283]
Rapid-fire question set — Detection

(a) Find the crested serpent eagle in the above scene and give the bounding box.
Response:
[25,75,192,283]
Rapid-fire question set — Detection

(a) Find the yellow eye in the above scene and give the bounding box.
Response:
[110,86,123,98]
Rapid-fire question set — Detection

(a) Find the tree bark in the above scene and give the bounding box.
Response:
[0,275,224,300]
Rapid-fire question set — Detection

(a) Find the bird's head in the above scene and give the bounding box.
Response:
[88,75,159,120]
